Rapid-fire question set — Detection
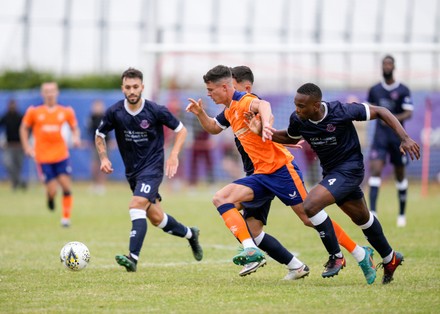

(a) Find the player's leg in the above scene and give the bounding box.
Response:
[305,167,372,278]
[237,217,267,276]
[368,158,385,216]
[46,179,58,211]
[115,176,159,272]
[259,161,343,278]
[57,174,73,227]
[290,192,373,282]
[251,214,309,279]
[391,145,409,227]
[303,185,345,278]
[147,199,203,261]
[213,180,265,266]
[340,197,403,284]
[317,169,377,282]
[278,162,344,278]
[394,165,408,227]
[53,159,74,227]
[39,163,57,211]
[331,219,376,284]
[115,194,149,272]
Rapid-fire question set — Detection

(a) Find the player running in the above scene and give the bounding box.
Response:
[252,82,419,284]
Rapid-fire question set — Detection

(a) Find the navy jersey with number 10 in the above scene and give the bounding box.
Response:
[96,99,183,179]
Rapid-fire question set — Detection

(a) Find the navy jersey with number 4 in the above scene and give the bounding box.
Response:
[287,101,370,173]
[96,99,183,179]
[367,81,413,141]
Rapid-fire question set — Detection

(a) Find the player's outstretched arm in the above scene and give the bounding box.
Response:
[243,111,301,146]
[186,98,223,134]
[369,105,420,160]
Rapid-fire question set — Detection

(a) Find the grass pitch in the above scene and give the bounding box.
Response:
[0,180,439,313]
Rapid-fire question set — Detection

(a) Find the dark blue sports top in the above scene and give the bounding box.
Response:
[287,101,370,173]
[96,99,182,179]
[367,81,413,139]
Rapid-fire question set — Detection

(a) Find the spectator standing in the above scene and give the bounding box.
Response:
[0,99,27,190]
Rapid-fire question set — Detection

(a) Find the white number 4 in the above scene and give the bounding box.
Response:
[328,178,337,186]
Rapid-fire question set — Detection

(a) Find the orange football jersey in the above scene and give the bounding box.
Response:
[224,93,293,174]
[22,105,78,163]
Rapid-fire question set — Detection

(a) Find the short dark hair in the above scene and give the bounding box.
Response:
[121,67,143,82]
[297,83,322,99]
[203,65,231,83]
[382,54,395,64]
[231,66,254,84]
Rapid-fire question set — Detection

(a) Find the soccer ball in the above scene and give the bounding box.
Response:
[60,241,91,271]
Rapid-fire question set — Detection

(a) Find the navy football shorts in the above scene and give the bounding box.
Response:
[319,168,364,206]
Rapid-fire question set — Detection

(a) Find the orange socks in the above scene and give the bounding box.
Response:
[62,194,73,219]
[221,207,252,242]
[332,219,356,253]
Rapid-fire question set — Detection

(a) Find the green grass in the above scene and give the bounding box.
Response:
[1,180,439,313]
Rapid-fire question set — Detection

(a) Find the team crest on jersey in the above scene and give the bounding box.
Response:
[140,120,150,129]
[326,124,336,132]
[390,91,399,100]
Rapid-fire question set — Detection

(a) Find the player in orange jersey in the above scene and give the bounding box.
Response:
[186,65,376,284]
[20,82,81,227]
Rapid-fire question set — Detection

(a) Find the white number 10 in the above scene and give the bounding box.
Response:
[140,183,151,194]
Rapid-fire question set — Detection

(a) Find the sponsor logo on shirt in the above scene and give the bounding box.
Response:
[140,120,150,129]
[326,124,336,132]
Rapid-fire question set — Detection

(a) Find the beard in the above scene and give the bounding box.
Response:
[382,70,393,81]
[125,94,141,105]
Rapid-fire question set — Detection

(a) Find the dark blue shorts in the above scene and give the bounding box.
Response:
[369,137,409,166]
[234,160,307,207]
[39,158,72,183]
[128,175,163,203]
[241,198,273,225]
[320,168,364,206]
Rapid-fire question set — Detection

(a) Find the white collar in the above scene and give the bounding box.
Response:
[309,102,327,124]
[124,99,145,116]
[381,80,400,91]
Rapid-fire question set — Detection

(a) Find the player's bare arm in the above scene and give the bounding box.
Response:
[165,125,187,179]
[249,99,273,142]
[19,123,35,158]
[71,125,82,148]
[369,105,420,160]
[186,98,223,134]
[394,109,413,123]
[95,135,113,174]
[371,102,412,125]
[244,111,301,146]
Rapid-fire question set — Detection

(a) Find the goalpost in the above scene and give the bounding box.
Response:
[141,42,440,98]
[141,42,440,189]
